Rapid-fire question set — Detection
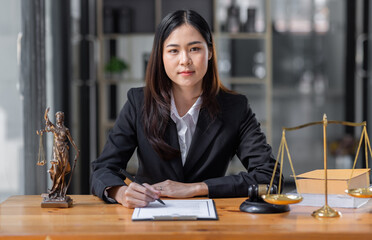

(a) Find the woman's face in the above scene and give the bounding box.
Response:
[162,24,212,93]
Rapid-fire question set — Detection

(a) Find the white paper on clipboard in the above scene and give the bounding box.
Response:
[132,199,218,221]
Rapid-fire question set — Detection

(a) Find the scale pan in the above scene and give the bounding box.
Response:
[261,194,303,205]
[345,187,372,198]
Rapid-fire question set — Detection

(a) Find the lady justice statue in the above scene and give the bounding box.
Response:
[37,107,79,208]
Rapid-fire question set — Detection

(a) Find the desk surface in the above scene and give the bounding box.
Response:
[1,195,372,240]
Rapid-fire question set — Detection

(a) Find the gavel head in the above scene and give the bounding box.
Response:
[240,184,290,213]
[247,184,278,202]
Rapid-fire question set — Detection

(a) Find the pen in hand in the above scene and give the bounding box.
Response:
[116,168,166,206]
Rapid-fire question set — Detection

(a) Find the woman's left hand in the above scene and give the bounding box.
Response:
[152,180,208,198]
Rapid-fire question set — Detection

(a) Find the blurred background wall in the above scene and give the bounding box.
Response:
[0,0,371,202]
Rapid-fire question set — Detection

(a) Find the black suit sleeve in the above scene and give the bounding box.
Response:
[91,89,139,202]
[204,96,279,198]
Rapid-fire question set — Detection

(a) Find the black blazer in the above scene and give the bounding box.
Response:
[91,87,279,201]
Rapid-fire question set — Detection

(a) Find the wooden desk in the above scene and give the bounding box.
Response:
[1,195,372,240]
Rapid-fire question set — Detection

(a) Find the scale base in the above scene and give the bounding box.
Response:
[312,204,341,218]
[240,200,290,214]
[41,194,73,208]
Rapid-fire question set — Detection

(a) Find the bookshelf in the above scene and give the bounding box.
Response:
[96,0,272,154]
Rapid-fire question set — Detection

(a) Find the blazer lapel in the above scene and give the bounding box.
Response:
[183,108,223,175]
[164,119,185,181]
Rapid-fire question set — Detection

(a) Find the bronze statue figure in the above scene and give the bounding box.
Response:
[37,107,79,208]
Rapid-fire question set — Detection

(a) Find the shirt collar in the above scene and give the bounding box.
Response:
[170,91,203,124]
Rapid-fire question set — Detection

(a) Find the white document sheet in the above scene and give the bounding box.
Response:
[132,199,218,221]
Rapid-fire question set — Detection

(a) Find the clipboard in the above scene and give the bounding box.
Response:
[132,199,218,221]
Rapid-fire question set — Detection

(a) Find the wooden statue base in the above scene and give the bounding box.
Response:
[41,194,73,208]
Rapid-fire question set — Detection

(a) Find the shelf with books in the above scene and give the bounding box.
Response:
[97,0,272,152]
[214,0,272,143]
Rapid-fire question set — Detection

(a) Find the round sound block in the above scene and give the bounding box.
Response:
[239,200,290,214]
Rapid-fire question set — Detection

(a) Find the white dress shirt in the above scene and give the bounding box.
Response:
[170,92,202,166]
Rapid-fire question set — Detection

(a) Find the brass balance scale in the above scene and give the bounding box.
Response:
[261,114,372,218]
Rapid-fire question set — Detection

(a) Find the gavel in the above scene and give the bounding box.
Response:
[240,184,290,214]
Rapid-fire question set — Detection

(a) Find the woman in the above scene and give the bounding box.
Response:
[91,10,279,208]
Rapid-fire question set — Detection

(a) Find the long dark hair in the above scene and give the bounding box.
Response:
[143,10,228,160]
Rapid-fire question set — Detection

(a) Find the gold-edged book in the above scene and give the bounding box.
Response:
[296,169,370,195]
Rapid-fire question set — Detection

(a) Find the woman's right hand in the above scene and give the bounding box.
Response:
[108,183,161,208]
